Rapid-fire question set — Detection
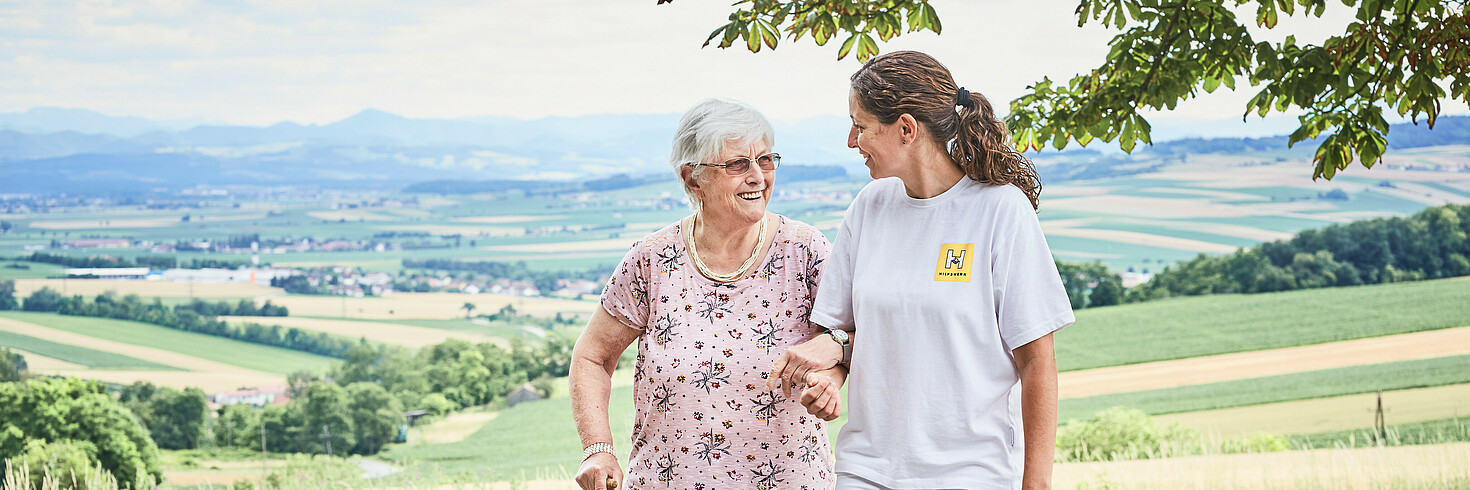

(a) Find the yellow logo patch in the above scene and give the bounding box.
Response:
[934,243,974,282]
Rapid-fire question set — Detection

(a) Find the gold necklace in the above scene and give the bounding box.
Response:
[683,213,767,283]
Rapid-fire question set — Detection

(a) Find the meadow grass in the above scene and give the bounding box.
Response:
[0,329,180,370]
[1056,277,1470,371]
[1058,355,1470,422]
[1292,416,1470,450]
[0,260,64,279]
[379,384,636,482]
[0,311,335,375]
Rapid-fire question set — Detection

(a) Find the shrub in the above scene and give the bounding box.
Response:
[1056,407,1199,462]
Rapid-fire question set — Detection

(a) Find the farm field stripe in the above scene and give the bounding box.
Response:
[1053,442,1470,490]
[0,331,174,370]
[10,278,281,299]
[1059,354,1470,422]
[0,347,87,370]
[0,316,269,373]
[40,369,286,394]
[1056,277,1470,371]
[0,312,333,375]
[1059,326,1470,399]
[1154,383,1470,436]
[218,315,508,348]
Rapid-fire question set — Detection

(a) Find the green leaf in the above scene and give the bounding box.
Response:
[926,3,942,34]
[857,34,880,62]
[747,22,762,52]
[1203,76,1222,93]
[838,33,859,60]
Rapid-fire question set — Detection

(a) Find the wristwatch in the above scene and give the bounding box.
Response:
[826,328,851,366]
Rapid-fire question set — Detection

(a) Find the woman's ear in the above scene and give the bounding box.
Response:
[680,165,702,193]
[898,113,920,145]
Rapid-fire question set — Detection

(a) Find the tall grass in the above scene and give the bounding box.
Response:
[1292,416,1470,450]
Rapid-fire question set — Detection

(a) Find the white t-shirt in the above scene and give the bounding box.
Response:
[812,176,1075,489]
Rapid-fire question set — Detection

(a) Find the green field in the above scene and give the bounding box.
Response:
[1292,416,1470,449]
[381,385,636,481]
[0,260,64,279]
[0,312,336,375]
[0,330,180,370]
[1058,355,1470,422]
[1056,277,1470,371]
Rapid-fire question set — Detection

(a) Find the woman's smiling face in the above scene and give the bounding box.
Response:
[847,88,905,180]
[690,139,774,226]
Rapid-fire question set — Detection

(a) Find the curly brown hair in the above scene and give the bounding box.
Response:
[850,51,1041,210]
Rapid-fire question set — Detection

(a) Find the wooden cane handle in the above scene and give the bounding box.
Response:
[606,476,618,489]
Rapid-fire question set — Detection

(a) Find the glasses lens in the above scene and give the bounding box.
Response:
[758,154,780,170]
[723,158,752,175]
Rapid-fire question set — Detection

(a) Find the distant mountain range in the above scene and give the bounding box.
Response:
[0,107,1465,195]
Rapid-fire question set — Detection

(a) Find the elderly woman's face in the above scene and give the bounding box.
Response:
[691,139,774,226]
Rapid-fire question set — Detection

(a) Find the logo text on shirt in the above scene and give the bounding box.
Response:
[934,243,974,282]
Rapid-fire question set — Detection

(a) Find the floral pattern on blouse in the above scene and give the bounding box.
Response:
[601,216,834,489]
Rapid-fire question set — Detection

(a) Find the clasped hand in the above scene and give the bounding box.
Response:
[766,335,845,421]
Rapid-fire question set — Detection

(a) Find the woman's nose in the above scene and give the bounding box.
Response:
[847,127,858,148]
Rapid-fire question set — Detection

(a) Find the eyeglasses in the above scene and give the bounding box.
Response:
[685,153,781,175]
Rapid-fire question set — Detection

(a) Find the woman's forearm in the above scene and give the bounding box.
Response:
[1016,335,1058,490]
[570,353,617,447]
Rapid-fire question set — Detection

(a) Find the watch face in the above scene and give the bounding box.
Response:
[829,329,848,343]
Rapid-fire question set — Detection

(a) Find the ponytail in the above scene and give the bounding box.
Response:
[951,92,1041,210]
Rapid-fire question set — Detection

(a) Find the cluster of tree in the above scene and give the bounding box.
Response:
[0,348,25,382]
[26,251,174,269]
[1,220,12,233]
[1129,204,1470,301]
[1055,261,1124,310]
[0,377,163,488]
[20,290,353,358]
[174,298,289,317]
[212,381,405,457]
[226,233,260,249]
[403,258,609,296]
[0,279,16,310]
[116,382,210,450]
[270,275,330,295]
[24,251,248,270]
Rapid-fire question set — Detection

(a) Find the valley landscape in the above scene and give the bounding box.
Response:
[2,108,1469,489]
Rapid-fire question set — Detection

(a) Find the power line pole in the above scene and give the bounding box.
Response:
[1374,389,1387,445]
[321,425,333,456]
[261,419,268,486]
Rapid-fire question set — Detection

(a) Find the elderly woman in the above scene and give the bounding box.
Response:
[571,98,844,490]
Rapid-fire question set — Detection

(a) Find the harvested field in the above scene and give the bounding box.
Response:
[11,278,280,299]
[1060,326,1470,399]
[307,210,398,221]
[29,213,267,230]
[1156,383,1470,436]
[481,237,641,253]
[219,316,508,348]
[42,369,284,393]
[377,224,525,236]
[0,316,271,373]
[452,215,558,224]
[413,411,501,444]
[264,292,597,320]
[1042,226,1240,253]
[1054,442,1470,490]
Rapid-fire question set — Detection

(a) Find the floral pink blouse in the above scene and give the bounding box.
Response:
[601,215,834,489]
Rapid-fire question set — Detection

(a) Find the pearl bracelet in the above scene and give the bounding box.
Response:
[582,442,615,462]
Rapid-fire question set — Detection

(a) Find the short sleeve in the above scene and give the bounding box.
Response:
[811,207,858,332]
[599,240,652,330]
[992,192,1075,350]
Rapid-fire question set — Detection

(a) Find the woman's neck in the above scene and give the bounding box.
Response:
[899,146,965,199]
[693,210,766,259]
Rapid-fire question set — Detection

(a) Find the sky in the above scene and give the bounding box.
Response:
[1,0,1463,136]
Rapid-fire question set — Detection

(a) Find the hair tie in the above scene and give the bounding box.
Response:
[955,87,971,107]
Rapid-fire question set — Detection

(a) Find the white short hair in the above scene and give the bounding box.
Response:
[668,98,775,209]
